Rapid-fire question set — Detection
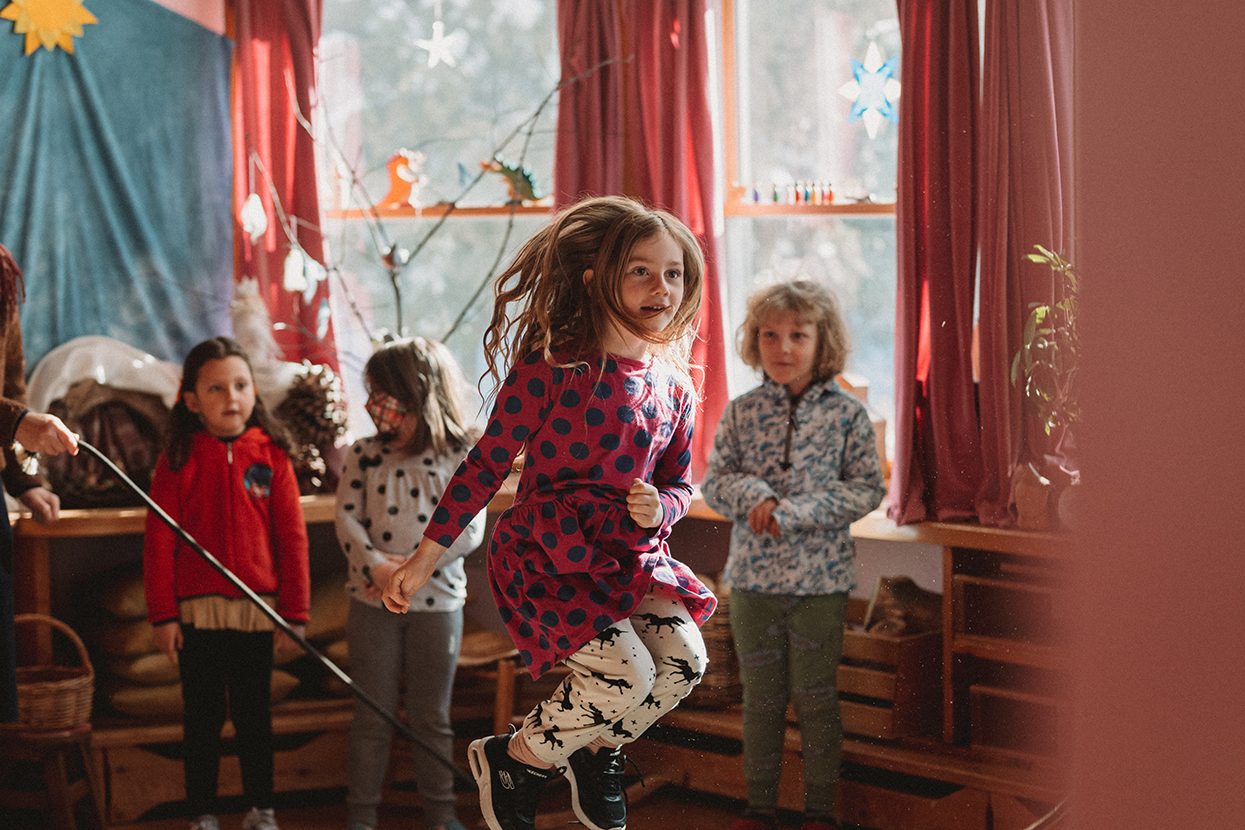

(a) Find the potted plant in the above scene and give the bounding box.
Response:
[1011,245,1080,529]
[1012,245,1079,436]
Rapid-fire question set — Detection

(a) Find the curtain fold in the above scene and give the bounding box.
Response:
[888,0,981,525]
[974,0,1074,526]
[554,0,727,481]
[232,0,337,369]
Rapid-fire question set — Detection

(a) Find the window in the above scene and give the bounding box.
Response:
[717,0,898,458]
[316,0,898,459]
[317,0,560,425]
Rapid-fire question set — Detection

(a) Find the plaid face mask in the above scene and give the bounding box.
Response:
[365,391,407,436]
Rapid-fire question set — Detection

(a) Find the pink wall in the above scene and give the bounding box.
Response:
[1071,1,1245,827]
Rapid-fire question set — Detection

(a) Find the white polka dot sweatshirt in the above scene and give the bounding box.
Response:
[334,435,486,611]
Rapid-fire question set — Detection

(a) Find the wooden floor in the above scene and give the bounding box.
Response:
[98,782,763,830]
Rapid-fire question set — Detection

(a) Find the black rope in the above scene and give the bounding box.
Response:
[76,439,474,787]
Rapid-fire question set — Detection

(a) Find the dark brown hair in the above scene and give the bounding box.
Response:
[0,245,26,323]
[165,336,294,471]
[364,336,478,455]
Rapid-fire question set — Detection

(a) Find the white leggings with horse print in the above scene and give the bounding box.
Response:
[517,583,708,766]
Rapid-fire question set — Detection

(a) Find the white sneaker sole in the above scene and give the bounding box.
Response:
[468,737,504,830]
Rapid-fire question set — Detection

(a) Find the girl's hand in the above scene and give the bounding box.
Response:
[152,622,183,665]
[383,538,447,613]
[627,478,665,528]
[363,554,407,600]
[276,623,306,654]
[748,497,782,538]
[15,412,79,456]
[17,486,60,524]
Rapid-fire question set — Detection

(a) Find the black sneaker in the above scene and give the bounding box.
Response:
[566,745,627,830]
[468,734,560,830]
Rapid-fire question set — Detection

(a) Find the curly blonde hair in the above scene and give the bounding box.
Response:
[482,195,704,392]
[738,280,850,382]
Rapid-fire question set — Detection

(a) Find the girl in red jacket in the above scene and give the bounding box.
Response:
[143,336,310,830]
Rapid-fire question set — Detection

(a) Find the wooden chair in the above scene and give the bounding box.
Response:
[0,722,106,830]
[454,627,521,735]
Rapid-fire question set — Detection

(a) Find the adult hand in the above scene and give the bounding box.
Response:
[17,486,60,523]
[153,622,183,665]
[15,412,79,456]
[626,478,664,528]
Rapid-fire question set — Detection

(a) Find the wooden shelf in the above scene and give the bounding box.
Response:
[951,636,1063,671]
[325,203,552,221]
[724,201,896,217]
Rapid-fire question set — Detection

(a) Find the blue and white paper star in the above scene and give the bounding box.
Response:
[838,42,901,139]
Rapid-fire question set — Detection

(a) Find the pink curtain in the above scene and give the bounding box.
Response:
[232,0,338,369]
[888,0,982,525]
[554,0,727,482]
[975,0,1074,526]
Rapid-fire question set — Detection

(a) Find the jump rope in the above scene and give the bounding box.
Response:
[76,439,476,787]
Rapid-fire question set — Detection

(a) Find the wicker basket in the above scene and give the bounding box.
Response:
[686,584,742,708]
[12,613,95,730]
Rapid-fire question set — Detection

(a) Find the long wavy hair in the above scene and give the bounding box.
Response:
[738,280,851,382]
[481,195,705,398]
[165,336,294,471]
[364,336,478,456]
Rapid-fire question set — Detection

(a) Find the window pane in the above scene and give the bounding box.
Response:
[734,0,900,202]
[722,215,896,456]
[326,214,552,426]
[317,0,559,431]
[319,0,560,209]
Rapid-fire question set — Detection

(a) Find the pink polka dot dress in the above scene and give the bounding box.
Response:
[424,350,716,678]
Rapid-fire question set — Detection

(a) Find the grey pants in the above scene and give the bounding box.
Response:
[518,585,708,766]
[345,599,462,829]
[730,589,848,816]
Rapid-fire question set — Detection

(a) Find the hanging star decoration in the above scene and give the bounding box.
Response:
[838,41,901,139]
[1,0,98,55]
[414,1,466,68]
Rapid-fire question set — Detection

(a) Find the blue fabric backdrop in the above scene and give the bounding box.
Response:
[0,0,233,371]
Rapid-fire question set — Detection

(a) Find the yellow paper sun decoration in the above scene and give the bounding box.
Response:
[2,0,98,55]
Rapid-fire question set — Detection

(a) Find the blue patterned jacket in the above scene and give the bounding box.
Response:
[701,375,886,595]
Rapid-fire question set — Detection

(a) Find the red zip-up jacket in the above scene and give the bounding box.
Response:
[143,427,310,627]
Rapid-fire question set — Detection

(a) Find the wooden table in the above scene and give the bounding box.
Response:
[10,494,337,661]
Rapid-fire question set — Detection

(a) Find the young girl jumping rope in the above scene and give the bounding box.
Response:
[701,281,886,830]
[335,337,485,830]
[144,336,310,830]
[383,196,717,830]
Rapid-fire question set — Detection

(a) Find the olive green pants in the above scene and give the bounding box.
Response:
[729,589,848,816]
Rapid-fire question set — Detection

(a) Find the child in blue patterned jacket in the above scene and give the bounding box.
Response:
[701,280,886,830]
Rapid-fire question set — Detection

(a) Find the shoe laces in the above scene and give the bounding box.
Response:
[587,747,645,805]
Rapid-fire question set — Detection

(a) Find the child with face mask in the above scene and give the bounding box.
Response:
[335,337,486,830]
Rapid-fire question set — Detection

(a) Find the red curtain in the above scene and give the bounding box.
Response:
[888,0,981,525]
[554,0,727,482]
[975,0,1074,526]
[232,0,337,369]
